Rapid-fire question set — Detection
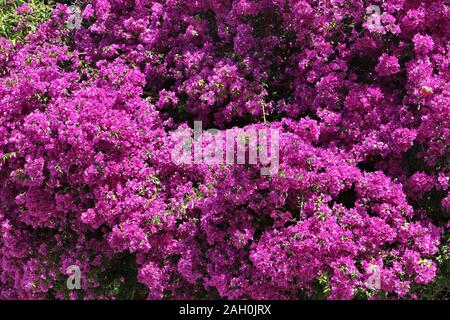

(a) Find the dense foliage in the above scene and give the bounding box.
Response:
[0,0,449,299]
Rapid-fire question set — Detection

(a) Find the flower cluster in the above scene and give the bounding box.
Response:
[0,0,449,299]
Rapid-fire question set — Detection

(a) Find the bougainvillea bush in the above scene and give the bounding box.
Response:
[0,0,449,300]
